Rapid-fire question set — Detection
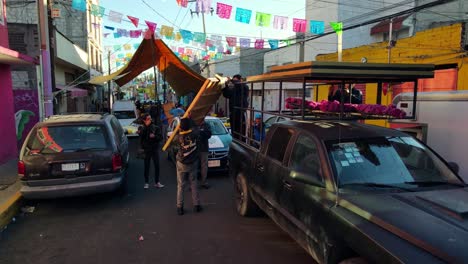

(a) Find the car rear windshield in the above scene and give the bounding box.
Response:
[326,136,462,187]
[114,111,136,119]
[205,119,228,135]
[25,125,110,154]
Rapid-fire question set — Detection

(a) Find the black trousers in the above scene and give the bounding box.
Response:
[144,150,160,183]
[230,110,246,140]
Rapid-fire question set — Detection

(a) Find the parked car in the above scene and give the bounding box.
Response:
[264,115,288,131]
[167,116,232,172]
[230,120,467,263]
[112,100,139,137]
[218,117,231,133]
[18,114,130,199]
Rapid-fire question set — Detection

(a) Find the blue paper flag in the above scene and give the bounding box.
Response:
[179,30,194,41]
[104,26,115,31]
[235,8,252,24]
[71,0,86,12]
[268,39,279,49]
[310,20,325,34]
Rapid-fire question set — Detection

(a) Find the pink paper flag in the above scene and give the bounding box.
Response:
[205,39,214,47]
[143,29,153,39]
[177,0,188,7]
[216,3,232,19]
[225,37,237,47]
[130,30,142,38]
[127,16,139,28]
[254,39,264,49]
[145,20,157,33]
[273,15,288,30]
[178,47,185,54]
[292,18,307,33]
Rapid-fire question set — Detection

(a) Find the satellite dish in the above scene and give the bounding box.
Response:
[361,57,368,63]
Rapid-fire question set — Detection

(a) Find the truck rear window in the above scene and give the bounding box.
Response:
[25,125,109,154]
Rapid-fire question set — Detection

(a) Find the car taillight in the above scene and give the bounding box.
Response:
[112,153,122,172]
[18,160,25,177]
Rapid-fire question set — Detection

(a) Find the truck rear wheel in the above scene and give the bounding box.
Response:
[235,173,261,216]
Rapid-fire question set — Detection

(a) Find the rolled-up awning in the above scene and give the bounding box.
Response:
[89,37,206,96]
[0,46,38,65]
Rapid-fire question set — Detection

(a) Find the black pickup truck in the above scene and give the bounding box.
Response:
[229,120,468,263]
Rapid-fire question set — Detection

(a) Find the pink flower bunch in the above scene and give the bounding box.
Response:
[356,104,406,118]
[284,98,406,118]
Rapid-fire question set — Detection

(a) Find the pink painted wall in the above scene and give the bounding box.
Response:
[0,0,7,47]
[0,0,18,165]
[0,65,18,165]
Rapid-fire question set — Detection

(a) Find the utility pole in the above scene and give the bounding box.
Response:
[151,34,158,100]
[189,2,212,77]
[37,0,54,118]
[388,18,394,63]
[107,50,111,112]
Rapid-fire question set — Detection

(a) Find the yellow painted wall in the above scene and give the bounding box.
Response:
[317,23,466,90]
[316,23,466,126]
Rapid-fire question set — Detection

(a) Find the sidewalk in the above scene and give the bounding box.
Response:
[0,159,22,230]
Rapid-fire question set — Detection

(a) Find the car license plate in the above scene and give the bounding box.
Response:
[62,163,79,171]
[208,160,220,167]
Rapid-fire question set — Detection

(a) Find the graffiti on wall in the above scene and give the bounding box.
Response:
[13,89,39,149]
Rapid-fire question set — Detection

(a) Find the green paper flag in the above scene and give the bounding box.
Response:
[91,4,105,17]
[255,12,271,27]
[330,22,343,34]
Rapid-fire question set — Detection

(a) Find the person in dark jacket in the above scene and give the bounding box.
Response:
[198,120,212,189]
[149,101,162,125]
[174,117,202,215]
[222,74,249,140]
[139,113,164,189]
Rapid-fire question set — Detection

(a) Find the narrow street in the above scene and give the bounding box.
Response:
[0,139,312,264]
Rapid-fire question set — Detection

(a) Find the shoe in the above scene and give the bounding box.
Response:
[154,182,165,188]
[177,207,184,215]
[144,183,149,189]
[200,183,210,189]
[194,205,203,213]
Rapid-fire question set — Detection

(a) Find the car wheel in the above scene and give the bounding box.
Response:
[235,172,261,216]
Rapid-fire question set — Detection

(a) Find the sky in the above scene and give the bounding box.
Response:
[99,0,306,68]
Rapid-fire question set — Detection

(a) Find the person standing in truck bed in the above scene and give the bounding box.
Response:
[223,74,249,140]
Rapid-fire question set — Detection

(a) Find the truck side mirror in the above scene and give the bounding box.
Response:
[290,170,324,187]
[448,161,459,174]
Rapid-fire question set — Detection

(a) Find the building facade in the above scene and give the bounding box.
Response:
[6,0,104,116]
[0,0,38,167]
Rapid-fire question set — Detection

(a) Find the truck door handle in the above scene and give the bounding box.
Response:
[257,165,265,172]
[283,180,293,190]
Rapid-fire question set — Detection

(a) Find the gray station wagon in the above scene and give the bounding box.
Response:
[18,114,129,199]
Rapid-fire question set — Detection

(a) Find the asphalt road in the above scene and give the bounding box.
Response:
[0,138,312,264]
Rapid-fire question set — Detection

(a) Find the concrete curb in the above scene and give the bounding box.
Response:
[0,191,22,230]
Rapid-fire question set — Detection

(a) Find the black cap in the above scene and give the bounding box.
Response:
[180,118,192,131]
[233,74,242,79]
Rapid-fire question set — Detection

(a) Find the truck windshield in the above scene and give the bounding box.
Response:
[114,111,136,119]
[326,136,463,188]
